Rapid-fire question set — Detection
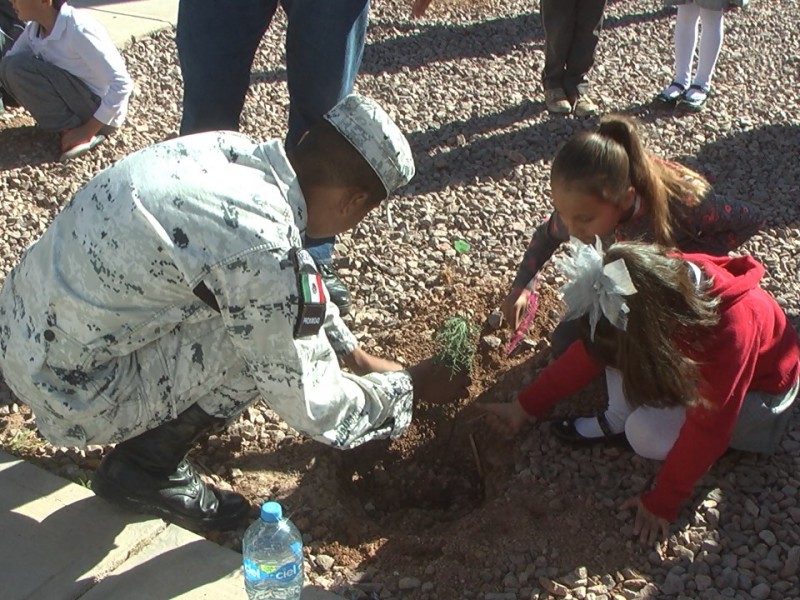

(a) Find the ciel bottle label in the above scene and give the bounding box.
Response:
[244,559,302,583]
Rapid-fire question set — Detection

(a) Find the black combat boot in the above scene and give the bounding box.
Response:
[317,263,352,316]
[92,404,251,531]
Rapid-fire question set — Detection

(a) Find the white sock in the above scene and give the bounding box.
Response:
[661,83,685,99]
[574,368,634,438]
[694,7,724,89]
[674,4,701,88]
[575,415,608,438]
[685,86,709,102]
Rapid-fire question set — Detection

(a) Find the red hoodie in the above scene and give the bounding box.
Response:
[518,254,800,521]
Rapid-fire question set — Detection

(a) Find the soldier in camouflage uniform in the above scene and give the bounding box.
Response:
[0,94,468,530]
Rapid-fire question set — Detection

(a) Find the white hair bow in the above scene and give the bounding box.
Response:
[554,237,638,340]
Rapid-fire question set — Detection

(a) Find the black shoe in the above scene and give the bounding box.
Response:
[318,263,352,316]
[92,404,250,531]
[93,455,250,531]
[654,81,687,106]
[550,415,627,446]
[678,84,711,112]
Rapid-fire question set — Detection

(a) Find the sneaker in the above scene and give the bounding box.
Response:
[317,263,352,316]
[573,94,598,117]
[60,132,106,160]
[544,88,572,114]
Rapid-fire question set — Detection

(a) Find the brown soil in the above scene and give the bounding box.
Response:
[0,271,645,598]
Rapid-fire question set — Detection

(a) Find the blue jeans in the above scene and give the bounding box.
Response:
[176,0,369,264]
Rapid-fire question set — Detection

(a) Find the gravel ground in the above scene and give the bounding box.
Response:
[1,0,800,598]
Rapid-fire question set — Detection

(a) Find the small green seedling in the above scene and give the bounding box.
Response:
[433,316,478,377]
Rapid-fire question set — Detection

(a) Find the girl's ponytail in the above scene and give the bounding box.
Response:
[598,116,673,245]
[551,115,710,245]
[597,115,711,246]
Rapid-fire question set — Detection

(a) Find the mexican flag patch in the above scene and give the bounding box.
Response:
[301,273,326,305]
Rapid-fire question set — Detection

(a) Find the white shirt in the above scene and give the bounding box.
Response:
[8,4,133,127]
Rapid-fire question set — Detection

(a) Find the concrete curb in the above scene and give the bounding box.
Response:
[71,0,178,49]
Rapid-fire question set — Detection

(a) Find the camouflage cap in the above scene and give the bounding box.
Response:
[323,94,415,196]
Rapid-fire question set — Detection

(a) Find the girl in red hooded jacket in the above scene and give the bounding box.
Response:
[485,240,800,544]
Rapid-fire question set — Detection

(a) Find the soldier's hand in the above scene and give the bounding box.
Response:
[408,358,471,404]
[343,346,404,376]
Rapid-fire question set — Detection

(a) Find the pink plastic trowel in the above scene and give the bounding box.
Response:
[505,276,540,356]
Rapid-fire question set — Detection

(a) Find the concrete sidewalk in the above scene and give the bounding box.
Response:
[71,0,179,48]
[0,451,344,600]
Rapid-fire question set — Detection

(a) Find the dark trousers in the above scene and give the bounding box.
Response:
[540,0,607,96]
[0,0,23,113]
[176,0,370,265]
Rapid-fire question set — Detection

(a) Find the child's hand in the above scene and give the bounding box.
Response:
[621,496,670,546]
[480,401,531,435]
[501,288,531,331]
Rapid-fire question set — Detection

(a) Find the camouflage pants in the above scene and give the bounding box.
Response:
[20,318,260,448]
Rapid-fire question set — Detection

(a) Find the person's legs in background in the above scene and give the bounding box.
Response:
[563,0,607,117]
[656,3,701,104]
[674,3,702,89]
[0,0,24,114]
[283,0,368,151]
[176,0,279,135]
[681,6,724,108]
[540,0,576,114]
[284,0,370,315]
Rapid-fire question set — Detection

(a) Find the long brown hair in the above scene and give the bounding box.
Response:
[579,242,720,409]
[551,115,710,246]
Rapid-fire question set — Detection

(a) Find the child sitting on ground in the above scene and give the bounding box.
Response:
[0,0,132,159]
[501,114,763,353]
[486,239,800,544]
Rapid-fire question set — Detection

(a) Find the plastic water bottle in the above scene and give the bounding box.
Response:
[243,501,304,600]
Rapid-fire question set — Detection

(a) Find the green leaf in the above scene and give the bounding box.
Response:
[453,240,471,254]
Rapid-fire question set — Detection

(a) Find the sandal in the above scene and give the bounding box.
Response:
[550,413,627,446]
[679,84,711,112]
[654,81,686,106]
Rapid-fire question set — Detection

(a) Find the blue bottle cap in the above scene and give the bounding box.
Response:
[260,501,283,523]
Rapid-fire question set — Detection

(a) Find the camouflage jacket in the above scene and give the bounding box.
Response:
[0,132,413,448]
